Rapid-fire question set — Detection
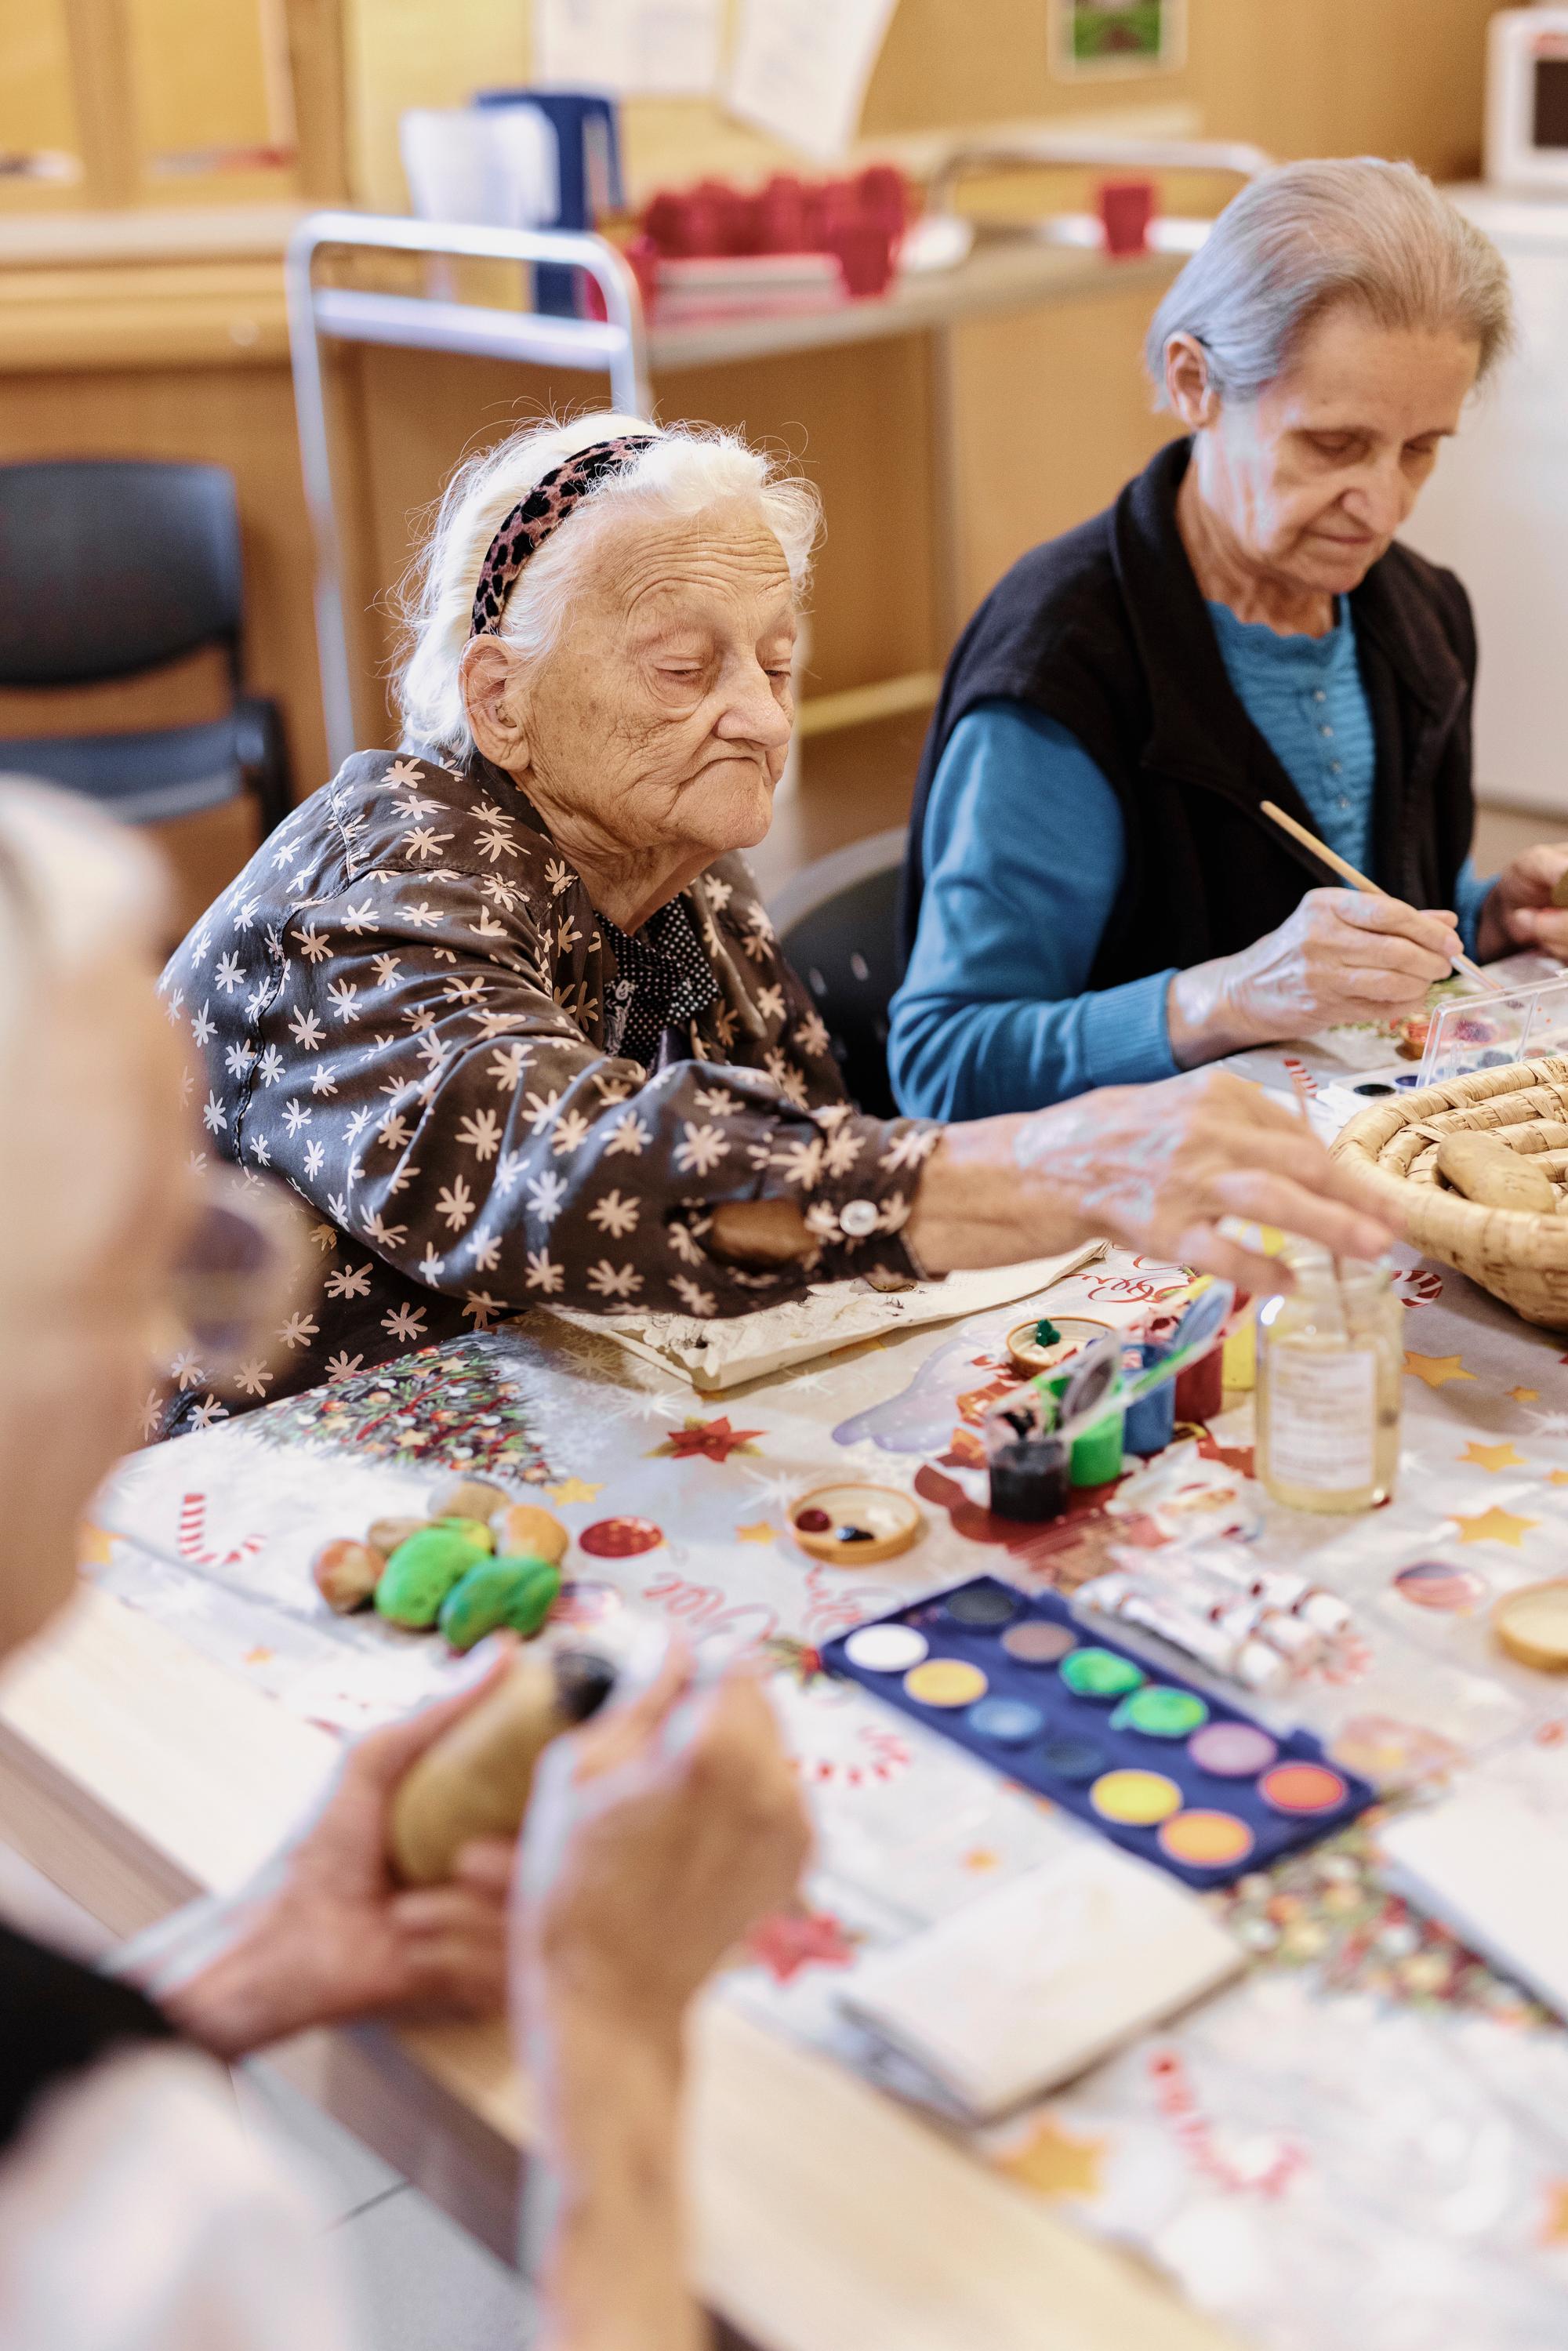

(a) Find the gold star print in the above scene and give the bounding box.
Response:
[76,1523,114,1567]
[545,1478,601,1507]
[1511,1387,1541,1404]
[1540,2180,1568,2247]
[1459,1441,1527,1472]
[1406,1352,1476,1389]
[735,1521,776,1544]
[1552,1471,1568,1489]
[1451,1506,1538,1547]
[995,2116,1106,2200]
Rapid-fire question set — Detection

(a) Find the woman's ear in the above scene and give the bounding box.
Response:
[1163,333,1220,431]
[461,637,531,772]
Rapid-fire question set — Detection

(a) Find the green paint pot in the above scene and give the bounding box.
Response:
[1044,1367,1127,1487]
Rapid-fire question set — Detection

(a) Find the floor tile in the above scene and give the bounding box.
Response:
[237,2059,405,2226]
[339,2182,536,2351]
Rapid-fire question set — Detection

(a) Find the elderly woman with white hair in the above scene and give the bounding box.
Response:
[893,157,1568,1121]
[160,413,1388,1430]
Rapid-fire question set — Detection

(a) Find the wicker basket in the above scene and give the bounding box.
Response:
[1331,1054,1568,1330]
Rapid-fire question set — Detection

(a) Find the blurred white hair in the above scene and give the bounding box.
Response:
[395,412,822,760]
[1145,158,1515,406]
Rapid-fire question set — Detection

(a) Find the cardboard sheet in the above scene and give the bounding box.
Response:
[543,1243,1106,1390]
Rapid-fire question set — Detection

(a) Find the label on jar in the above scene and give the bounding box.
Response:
[1265,1344,1376,1493]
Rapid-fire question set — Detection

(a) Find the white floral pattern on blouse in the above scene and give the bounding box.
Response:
[155,750,940,1437]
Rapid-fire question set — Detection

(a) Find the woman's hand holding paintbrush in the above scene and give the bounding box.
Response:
[1167,883,1471,1065]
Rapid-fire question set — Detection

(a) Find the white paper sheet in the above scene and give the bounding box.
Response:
[840,1844,1244,2120]
[1380,1740,1568,2023]
[725,0,900,161]
[534,0,724,96]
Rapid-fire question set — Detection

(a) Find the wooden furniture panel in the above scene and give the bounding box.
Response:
[948,273,1182,615]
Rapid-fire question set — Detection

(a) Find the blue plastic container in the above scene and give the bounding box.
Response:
[476,89,623,315]
[1122,1341,1175,1457]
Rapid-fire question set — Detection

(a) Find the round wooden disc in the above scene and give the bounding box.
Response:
[1495,1580,1568,1670]
[787,1482,924,1566]
[1004,1314,1114,1378]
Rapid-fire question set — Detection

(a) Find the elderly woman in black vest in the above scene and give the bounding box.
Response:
[892,158,1568,1120]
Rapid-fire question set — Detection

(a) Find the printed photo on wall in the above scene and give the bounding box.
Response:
[1051,0,1185,76]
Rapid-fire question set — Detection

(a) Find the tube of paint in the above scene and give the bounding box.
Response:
[1210,1597,1323,1670]
[1095,1560,1295,1692]
[1158,1543,1352,1638]
[1078,1572,1253,1678]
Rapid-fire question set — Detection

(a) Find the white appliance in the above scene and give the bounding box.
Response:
[1402,180,1568,817]
[1486,6,1568,193]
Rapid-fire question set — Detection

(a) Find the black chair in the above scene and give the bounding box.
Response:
[0,459,291,834]
[770,825,909,1117]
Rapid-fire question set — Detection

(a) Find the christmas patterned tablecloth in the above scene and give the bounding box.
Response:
[93,1224,1568,2349]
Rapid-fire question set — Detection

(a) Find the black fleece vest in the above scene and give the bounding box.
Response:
[899,437,1477,981]
[0,1924,175,2156]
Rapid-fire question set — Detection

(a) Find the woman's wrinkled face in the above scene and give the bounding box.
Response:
[479,503,797,865]
[1186,306,1481,597]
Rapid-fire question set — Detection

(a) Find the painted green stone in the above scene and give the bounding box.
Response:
[375,1525,492,1628]
[1112,1685,1209,1739]
[430,1515,495,1554]
[438,1555,562,1652]
[1059,1646,1145,1700]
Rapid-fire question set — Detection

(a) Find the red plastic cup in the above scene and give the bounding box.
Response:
[1174,1344,1224,1426]
[1099,177,1156,257]
[826,219,895,296]
[757,174,811,252]
[855,164,909,243]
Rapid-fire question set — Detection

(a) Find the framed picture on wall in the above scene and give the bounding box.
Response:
[1050,0,1185,78]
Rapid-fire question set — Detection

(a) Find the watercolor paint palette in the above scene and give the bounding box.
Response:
[821,1575,1374,1888]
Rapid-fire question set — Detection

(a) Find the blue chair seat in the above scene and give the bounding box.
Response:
[0,716,252,825]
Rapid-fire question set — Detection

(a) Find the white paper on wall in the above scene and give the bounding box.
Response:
[533,0,724,97]
[725,0,901,162]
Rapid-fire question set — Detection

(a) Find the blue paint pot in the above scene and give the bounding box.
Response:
[1122,1341,1175,1457]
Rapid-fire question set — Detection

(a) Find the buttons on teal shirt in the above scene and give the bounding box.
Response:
[1205,595,1377,877]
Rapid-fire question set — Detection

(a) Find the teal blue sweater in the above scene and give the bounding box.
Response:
[889,597,1492,1120]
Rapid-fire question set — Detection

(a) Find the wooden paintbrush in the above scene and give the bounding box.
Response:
[1259,799,1497,991]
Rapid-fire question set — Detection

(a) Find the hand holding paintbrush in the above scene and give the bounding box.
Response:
[1258,800,1495,990]
[1166,815,1486,1064]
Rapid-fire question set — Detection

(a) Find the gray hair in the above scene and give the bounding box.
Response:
[1145,158,1515,405]
[395,413,822,759]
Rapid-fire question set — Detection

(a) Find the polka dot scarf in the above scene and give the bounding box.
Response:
[599,892,719,1068]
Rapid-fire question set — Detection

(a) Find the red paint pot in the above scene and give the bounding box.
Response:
[1174,1344,1224,1425]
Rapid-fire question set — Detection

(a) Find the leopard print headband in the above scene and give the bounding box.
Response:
[468,434,659,638]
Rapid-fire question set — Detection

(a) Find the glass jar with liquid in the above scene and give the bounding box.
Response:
[1255,1257,1403,1513]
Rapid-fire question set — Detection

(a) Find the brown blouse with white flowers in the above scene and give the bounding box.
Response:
[155,749,939,1436]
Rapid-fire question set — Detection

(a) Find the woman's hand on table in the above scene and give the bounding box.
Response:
[158,1650,518,2059]
[1475,843,1568,962]
[1166,887,1462,1061]
[905,1067,1395,1297]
